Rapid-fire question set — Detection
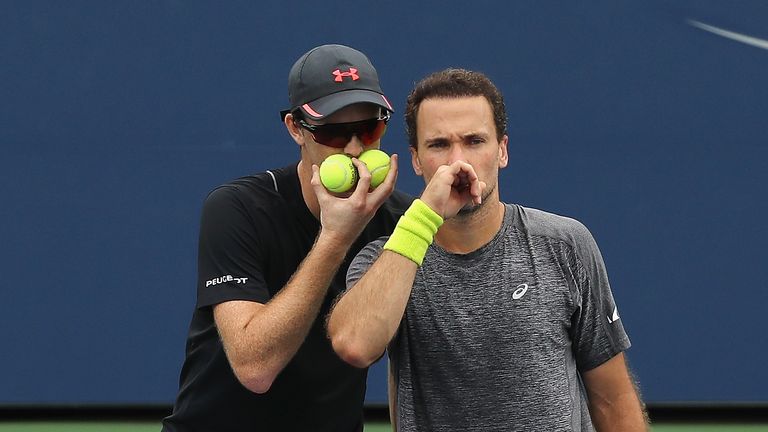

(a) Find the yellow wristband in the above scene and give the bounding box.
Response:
[383,199,444,266]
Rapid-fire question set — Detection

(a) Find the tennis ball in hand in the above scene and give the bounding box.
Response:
[319,154,358,193]
[358,149,391,189]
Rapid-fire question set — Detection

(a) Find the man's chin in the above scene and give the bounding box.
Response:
[455,184,495,218]
[457,201,482,217]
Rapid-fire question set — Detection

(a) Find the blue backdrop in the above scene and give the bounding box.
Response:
[2,0,767,405]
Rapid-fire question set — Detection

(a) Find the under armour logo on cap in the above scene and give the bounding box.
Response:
[332,68,359,82]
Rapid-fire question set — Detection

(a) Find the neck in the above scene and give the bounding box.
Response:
[434,199,506,254]
[297,159,320,219]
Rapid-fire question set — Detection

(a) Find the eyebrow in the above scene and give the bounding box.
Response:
[464,131,490,141]
[424,131,490,145]
[423,136,449,146]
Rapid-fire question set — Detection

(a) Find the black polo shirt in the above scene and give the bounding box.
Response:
[162,162,412,432]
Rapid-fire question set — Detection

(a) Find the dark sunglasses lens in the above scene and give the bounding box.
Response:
[311,125,351,148]
[306,118,388,148]
[359,119,387,144]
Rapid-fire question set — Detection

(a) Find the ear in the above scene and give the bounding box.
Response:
[410,146,423,176]
[498,135,509,169]
[285,113,305,146]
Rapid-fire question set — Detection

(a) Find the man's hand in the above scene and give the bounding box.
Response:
[419,160,486,219]
[310,154,399,244]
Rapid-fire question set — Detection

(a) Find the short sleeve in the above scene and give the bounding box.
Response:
[568,221,631,372]
[196,186,270,308]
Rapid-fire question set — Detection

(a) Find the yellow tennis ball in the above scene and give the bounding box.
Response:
[359,149,391,188]
[319,154,357,193]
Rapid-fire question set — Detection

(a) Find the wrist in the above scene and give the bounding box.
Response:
[383,199,443,266]
[315,229,352,256]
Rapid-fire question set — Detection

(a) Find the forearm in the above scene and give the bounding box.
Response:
[584,353,649,432]
[589,391,648,432]
[216,231,350,392]
[329,199,444,367]
[328,251,417,367]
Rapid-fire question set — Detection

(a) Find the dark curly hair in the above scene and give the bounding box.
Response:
[405,68,507,148]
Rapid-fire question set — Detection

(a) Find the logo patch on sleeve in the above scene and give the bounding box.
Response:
[205,275,249,287]
[607,306,620,323]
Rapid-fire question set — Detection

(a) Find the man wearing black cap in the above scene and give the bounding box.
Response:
[162,44,412,432]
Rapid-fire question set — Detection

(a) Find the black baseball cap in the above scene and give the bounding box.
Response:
[280,44,393,121]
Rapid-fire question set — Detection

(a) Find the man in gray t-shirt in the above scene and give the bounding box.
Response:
[328,69,648,431]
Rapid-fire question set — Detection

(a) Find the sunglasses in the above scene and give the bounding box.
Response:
[296,114,390,148]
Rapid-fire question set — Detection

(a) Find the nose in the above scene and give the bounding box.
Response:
[343,134,365,158]
[448,143,466,164]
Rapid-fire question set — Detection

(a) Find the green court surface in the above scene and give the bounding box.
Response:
[1,423,768,431]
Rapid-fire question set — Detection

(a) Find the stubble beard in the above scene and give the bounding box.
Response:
[455,182,496,219]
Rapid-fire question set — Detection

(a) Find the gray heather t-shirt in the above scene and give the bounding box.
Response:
[347,203,631,432]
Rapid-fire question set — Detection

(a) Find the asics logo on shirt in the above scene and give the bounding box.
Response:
[512,283,529,300]
[205,275,249,287]
[607,306,620,323]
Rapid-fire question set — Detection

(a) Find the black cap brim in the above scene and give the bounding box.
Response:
[297,89,394,121]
